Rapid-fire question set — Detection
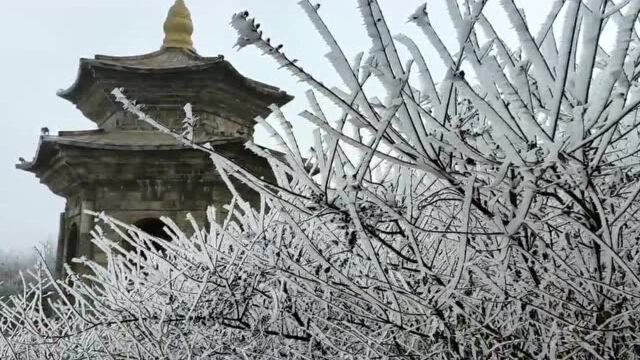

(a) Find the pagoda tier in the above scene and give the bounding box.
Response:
[16,129,264,197]
[58,47,292,140]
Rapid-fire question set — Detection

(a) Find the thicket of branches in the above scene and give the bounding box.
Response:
[3,0,640,358]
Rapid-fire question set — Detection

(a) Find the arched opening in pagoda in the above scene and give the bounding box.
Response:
[133,217,173,254]
[65,223,79,265]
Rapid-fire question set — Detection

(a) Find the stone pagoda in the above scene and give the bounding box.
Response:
[18,0,292,277]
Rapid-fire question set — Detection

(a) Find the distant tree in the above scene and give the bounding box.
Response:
[3,0,640,358]
[0,239,55,298]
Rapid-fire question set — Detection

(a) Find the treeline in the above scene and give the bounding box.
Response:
[0,240,56,298]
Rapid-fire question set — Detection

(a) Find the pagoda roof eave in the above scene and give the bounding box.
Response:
[16,129,246,173]
[93,48,218,64]
[56,48,293,108]
[16,136,55,173]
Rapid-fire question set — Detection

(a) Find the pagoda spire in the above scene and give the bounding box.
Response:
[162,0,194,50]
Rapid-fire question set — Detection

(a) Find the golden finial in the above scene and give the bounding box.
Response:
[162,0,194,50]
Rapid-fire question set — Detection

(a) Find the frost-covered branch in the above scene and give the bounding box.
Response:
[4,0,640,358]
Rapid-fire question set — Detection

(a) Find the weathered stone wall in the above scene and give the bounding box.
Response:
[55,143,272,273]
[102,109,254,140]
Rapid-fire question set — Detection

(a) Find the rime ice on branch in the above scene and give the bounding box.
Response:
[5,0,640,359]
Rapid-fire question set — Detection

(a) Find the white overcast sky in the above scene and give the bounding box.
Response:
[0,0,548,253]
